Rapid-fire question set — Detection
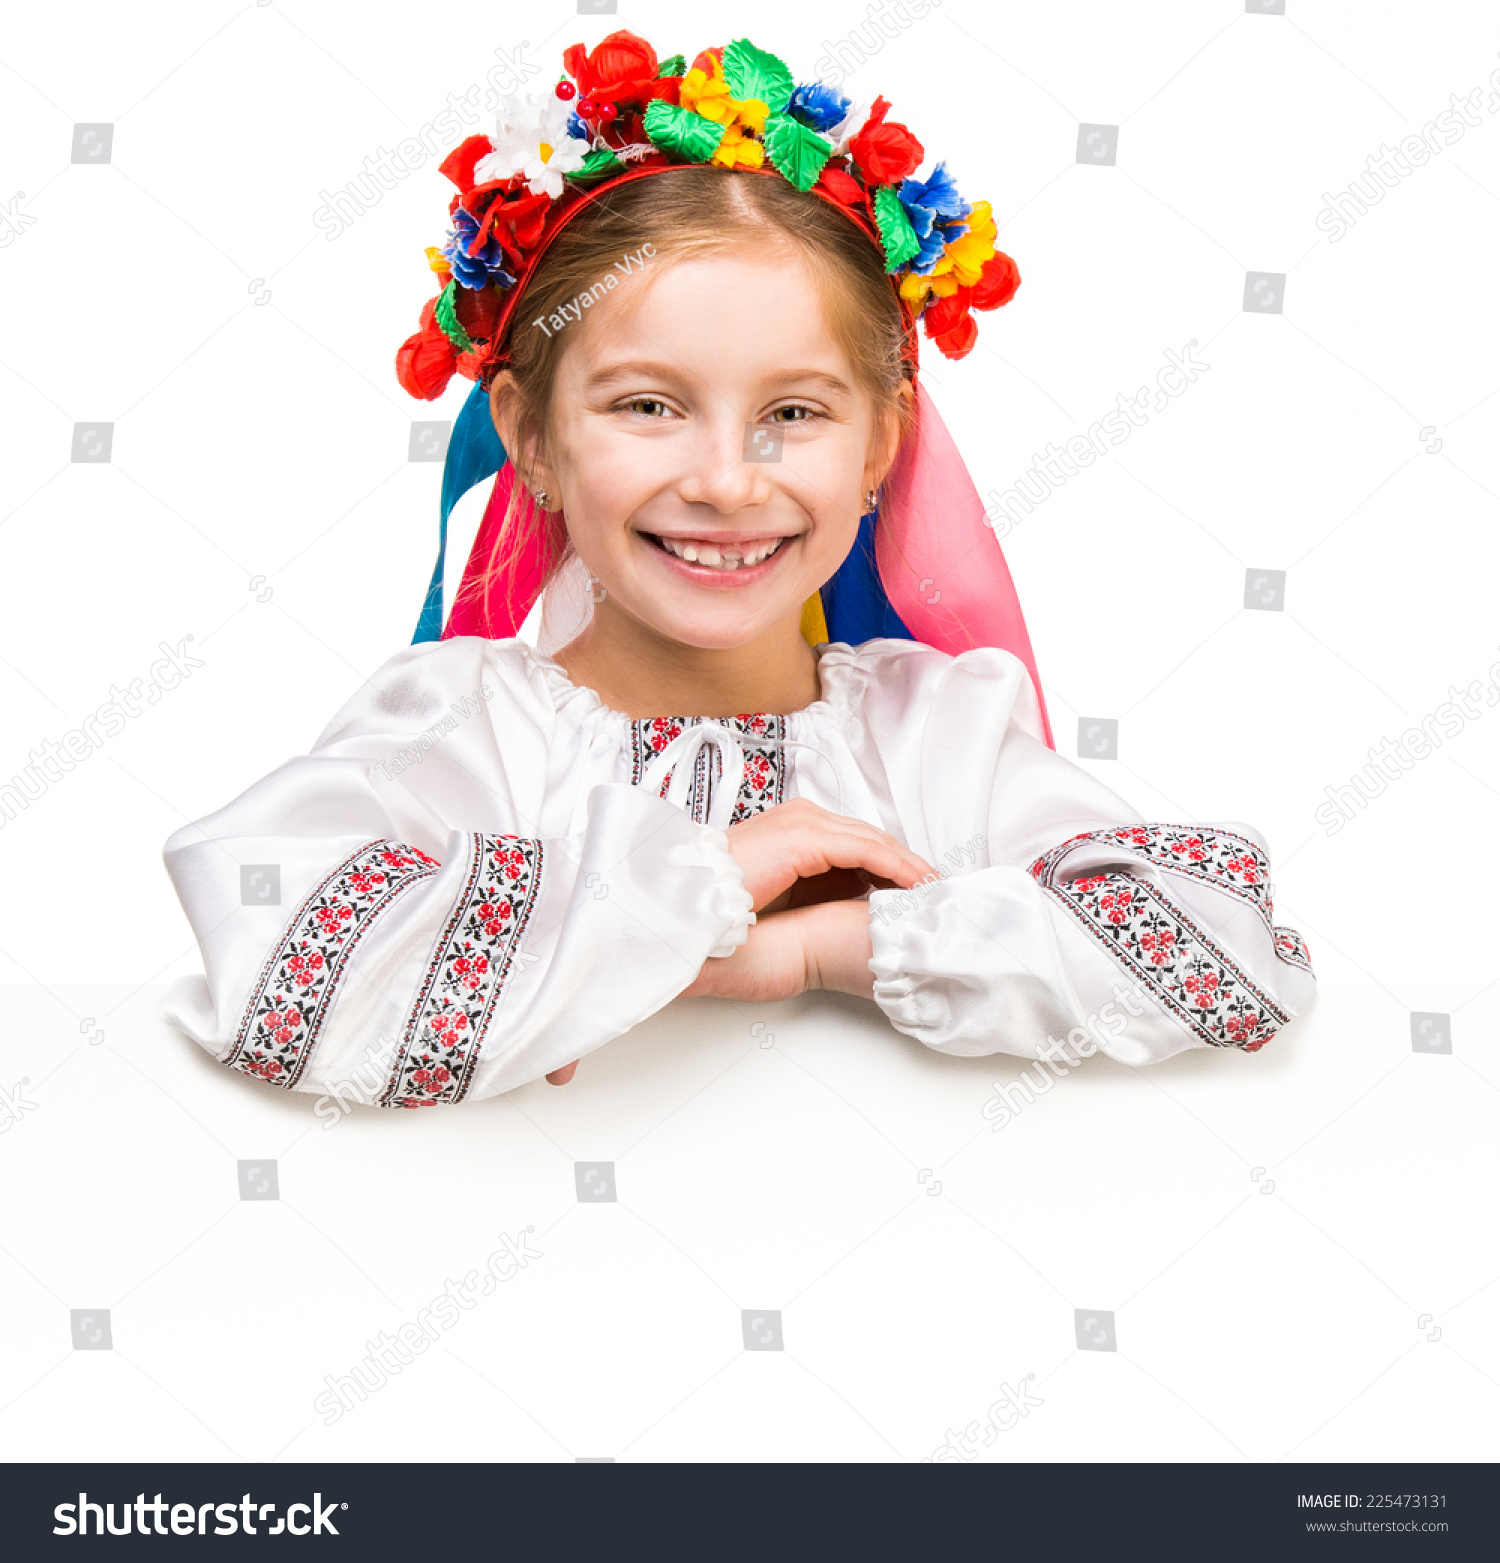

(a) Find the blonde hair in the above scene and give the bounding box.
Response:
[460,166,915,625]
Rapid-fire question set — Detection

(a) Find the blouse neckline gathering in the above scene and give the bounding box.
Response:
[519,637,857,738]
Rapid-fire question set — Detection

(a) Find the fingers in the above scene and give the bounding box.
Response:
[725,798,937,911]
[546,1060,579,1086]
[801,819,934,889]
[746,798,935,884]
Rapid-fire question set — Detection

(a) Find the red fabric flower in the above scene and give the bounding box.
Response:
[396,298,458,401]
[815,163,868,211]
[563,29,675,106]
[471,186,552,268]
[929,310,978,360]
[849,98,924,185]
[971,251,1021,311]
[921,290,979,359]
[440,135,496,192]
[453,281,501,345]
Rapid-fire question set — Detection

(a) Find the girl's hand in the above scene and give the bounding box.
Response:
[724,797,932,913]
[800,897,878,999]
[681,899,876,1004]
[544,812,908,1085]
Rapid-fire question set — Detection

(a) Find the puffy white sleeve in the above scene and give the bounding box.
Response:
[862,647,1317,1066]
[160,638,752,1106]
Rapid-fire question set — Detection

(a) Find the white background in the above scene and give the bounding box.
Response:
[0,0,1496,1464]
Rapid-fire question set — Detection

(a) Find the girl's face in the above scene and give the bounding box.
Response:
[510,244,902,652]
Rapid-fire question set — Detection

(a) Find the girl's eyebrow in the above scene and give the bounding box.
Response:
[779,369,854,397]
[584,359,685,391]
[585,360,854,396]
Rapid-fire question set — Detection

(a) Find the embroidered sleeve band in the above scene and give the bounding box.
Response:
[225,841,442,1088]
[1028,823,1316,1053]
[382,834,543,1107]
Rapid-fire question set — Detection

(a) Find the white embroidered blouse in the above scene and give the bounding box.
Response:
[160,635,1316,1107]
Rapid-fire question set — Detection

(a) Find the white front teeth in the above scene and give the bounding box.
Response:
[655,536,785,570]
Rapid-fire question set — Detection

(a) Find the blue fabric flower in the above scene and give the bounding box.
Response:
[567,110,589,141]
[787,82,851,132]
[897,161,972,274]
[898,161,971,221]
[442,207,513,290]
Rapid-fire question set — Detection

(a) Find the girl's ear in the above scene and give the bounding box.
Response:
[864,379,915,493]
[489,371,555,502]
[488,370,522,461]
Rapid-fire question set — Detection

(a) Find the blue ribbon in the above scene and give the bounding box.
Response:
[819,508,914,646]
[411,378,506,644]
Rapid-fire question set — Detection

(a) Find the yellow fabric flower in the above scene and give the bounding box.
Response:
[680,54,768,135]
[899,273,934,309]
[712,125,766,169]
[933,200,997,289]
[679,64,724,117]
[425,245,451,277]
[732,95,769,135]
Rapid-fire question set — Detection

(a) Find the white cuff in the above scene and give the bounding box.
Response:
[698,824,755,957]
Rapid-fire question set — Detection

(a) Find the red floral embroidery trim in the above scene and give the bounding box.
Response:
[1032,823,1275,918]
[227,841,442,1089]
[1029,822,1312,976]
[628,713,786,824]
[1048,870,1291,1052]
[381,833,543,1107]
[1273,926,1313,971]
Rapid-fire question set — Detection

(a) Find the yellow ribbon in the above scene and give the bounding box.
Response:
[799,592,829,648]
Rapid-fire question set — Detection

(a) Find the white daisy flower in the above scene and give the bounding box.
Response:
[474,91,591,198]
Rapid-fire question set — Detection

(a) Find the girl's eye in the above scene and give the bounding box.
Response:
[768,404,819,424]
[621,397,673,418]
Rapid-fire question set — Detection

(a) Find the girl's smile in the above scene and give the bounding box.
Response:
[638,527,798,583]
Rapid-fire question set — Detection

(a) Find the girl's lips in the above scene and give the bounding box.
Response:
[638,531,797,588]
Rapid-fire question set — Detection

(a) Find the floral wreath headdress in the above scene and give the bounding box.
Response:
[397,31,1053,749]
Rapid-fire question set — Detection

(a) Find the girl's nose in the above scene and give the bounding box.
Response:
[674,417,776,513]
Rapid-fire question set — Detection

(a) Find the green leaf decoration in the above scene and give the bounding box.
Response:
[721,38,794,113]
[762,111,832,193]
[434,280,473,353]
[657,54,686,78]
[643,98,725,162]
[872,185,920,273]
[571,146,624,185]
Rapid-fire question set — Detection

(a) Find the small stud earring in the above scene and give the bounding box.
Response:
[863,489,878,512]
[534,487,550,508]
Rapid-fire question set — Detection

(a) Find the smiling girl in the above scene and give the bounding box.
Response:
[161,33,1316,1107]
